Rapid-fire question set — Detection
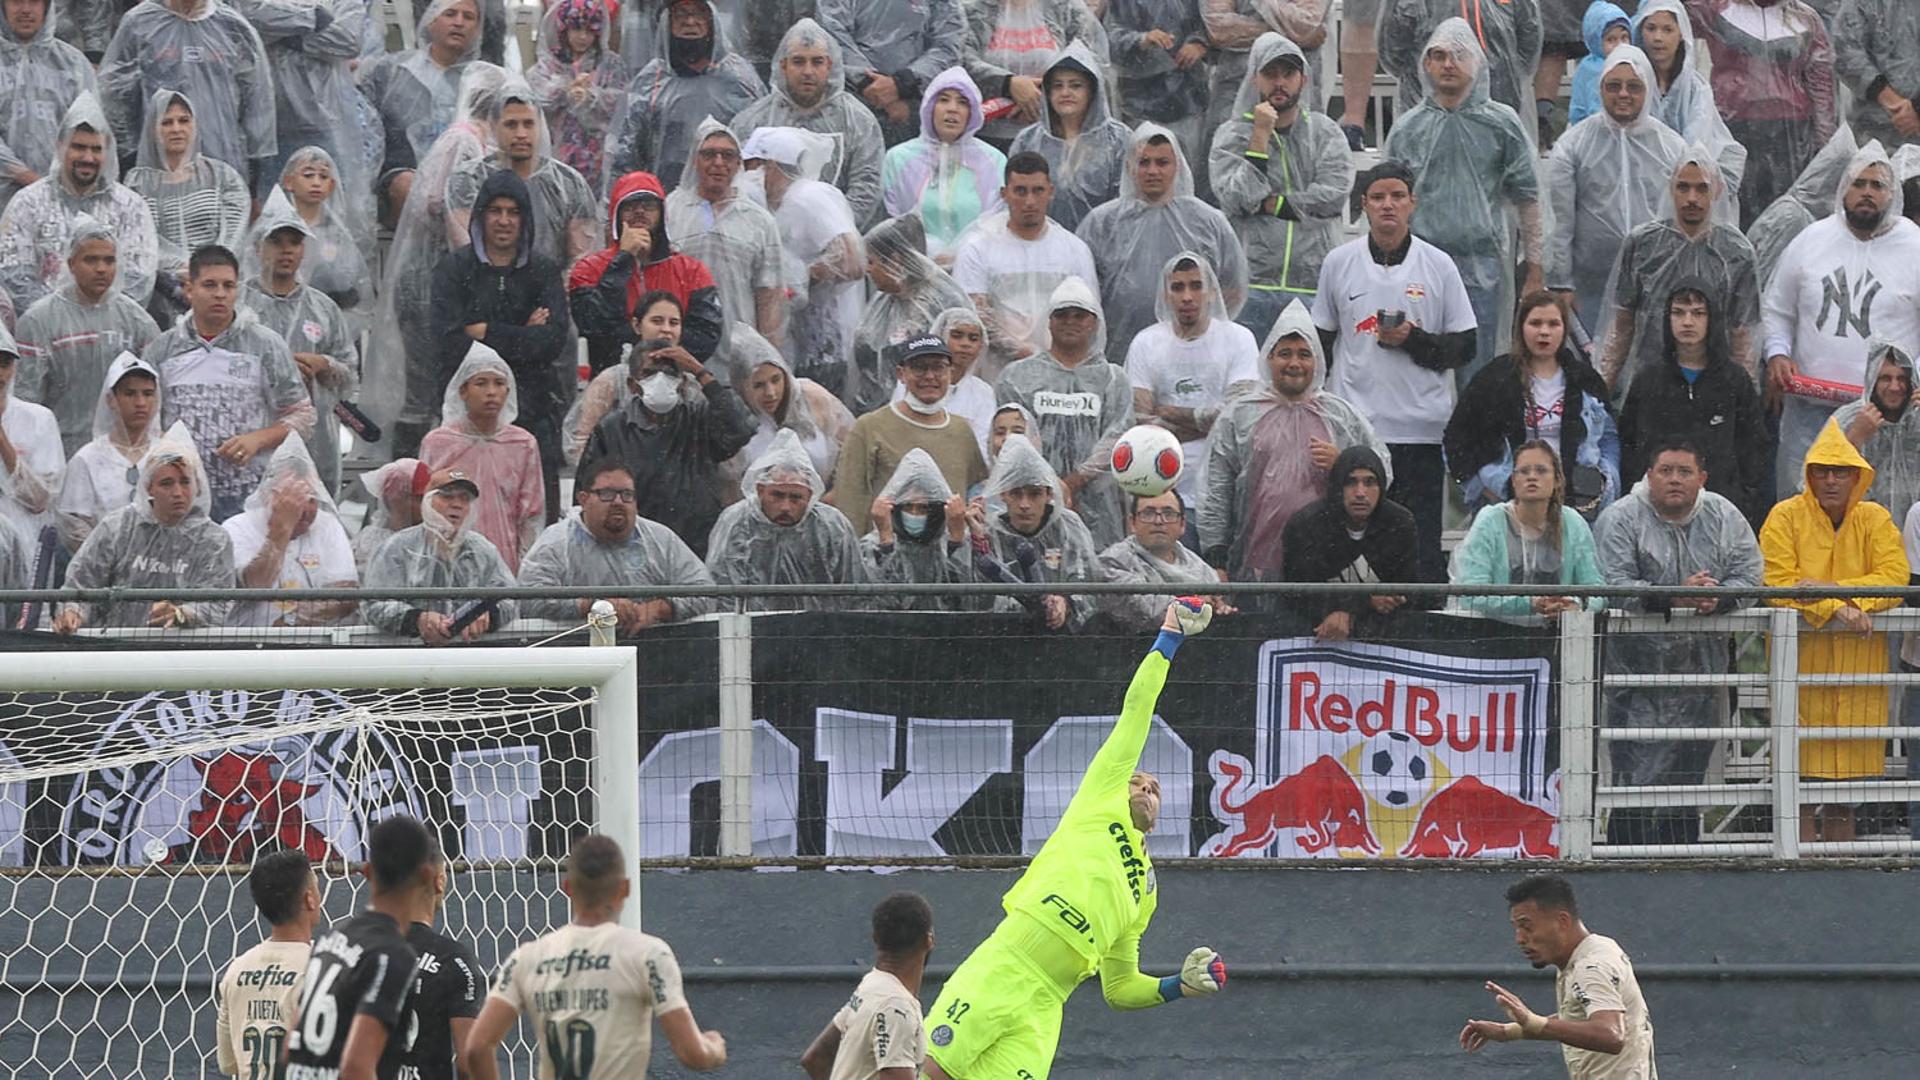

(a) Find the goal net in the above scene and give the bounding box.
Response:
[0,647,639,1079]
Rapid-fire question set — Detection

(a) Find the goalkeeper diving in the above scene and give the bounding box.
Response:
[922,598,1227,1080]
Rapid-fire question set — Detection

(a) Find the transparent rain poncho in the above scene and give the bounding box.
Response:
[517,502,717,621]
[357,0,485,182]
[992,274,1132,547]
[1075,120,1248,368]
[0,92,159,311]
[11,214,162,457]
[862,446,967,607]
[0,0,98,214]
[606,0,765,196]
[220,435,359,628]
[1545,46,1689,338]
[527,0,629,192]
[960,0,1108,145]
[1381,0,1542,123]
[59,418,235,629]
[1200,299,1392,579]
[664,116,788,347]
[731,17,886,225]
[1094,530,1221,632]
[232,0,367,205]
[1748,122,1856,291]
[123,89,250,296]
[98,0,277,179]
[1596,144,1763,389]
[258,147,373,328]
[729,321,854,489]
[242,188,358,496]
[946,201,1099,381]
[1005,42,1132,234]
[815,0,971,140]
[741,126,866,395]
[0,317,63,548]
[422,342,545,572]
[368,61,508,438]
[1382,19,1543,365]
[704,425,870,608]
[1834,0,1920,153]
[850,215,972,416]
[350,456,424,571]
[959,432,1099,627]
[446,75,603,272]
[361,483,520,636]
[54,351,160,553]
[1209,32,1356,304]
[1830,342,1920,527]
[879,65,1005,262]
[1630,0,1748,213]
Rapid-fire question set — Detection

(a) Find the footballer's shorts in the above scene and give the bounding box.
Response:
[925,913,1081,1080]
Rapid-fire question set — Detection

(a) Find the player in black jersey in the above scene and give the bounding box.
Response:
[399,846,484,1080]
[284,815,437,1080]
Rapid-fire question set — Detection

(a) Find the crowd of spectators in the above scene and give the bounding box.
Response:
[0,0,1918,824]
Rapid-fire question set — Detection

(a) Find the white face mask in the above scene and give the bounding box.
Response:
[903,384,949,415]
[640,371,680,412]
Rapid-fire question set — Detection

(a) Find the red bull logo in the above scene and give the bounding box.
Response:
[1400,776,1558,859]
[166,750,337,866]
[1200,750,1381,857]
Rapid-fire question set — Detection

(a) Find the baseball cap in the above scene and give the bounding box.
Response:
[894,335,952,365]
[1261,52,1305,74]
[427,468,480,498]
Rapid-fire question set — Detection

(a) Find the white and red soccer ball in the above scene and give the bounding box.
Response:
[1110,424,1185,497]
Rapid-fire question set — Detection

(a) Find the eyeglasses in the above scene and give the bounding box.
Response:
[1132,508,1183,523]
[585,488,637,504]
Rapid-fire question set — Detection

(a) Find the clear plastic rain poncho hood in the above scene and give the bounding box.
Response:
[879,446,955,506]
[1831,138,1907,229]
[447,75,603,272]
[731,17,884,223]
[1005,42,1130,234]
[0,0,97,209]
[1076,119,1248,367]
[264,147,374,316]
[53,349,162,553]
[361,486,521,634]
[977,427,1069,511]
[704,424,869,606]
[441,340,519,428]
[1749,122,1857,290]
[527,0,628,190]
[1596,142,1763,387]
[90,351,162,445]
[1381,0,1544,121]
[1151,248,1231,335]
[664,116,788,345]
[850,214,972,415]
[1830,341,1920,526]
[134,418,211,523]
[864,445,963,604]
[125,88,250,275]
[608,0,765,195]
[98,0,277,178]
[360,0,486,175]
[1631,0,1747,211]
[729,319,852,482]
[236,433,340,524]
[738,424,824,506]
[1546,45,1689,335]
[879,65,1005,259]
[243,183,315,282]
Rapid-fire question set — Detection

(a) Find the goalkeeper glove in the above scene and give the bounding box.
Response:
[1171,597,1213,636]
[1180,947,1226,995]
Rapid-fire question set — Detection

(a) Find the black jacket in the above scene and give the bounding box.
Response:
[1444,348,1612,489]
[580,385,756,558]
[1617,327,1768,527]
[1280,446,1431,629]
[431,169,571,419]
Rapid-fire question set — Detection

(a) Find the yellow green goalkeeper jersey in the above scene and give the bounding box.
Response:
[1002,643,1170,978]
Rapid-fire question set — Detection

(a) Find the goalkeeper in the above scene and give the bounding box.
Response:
[923,598,1227,1080]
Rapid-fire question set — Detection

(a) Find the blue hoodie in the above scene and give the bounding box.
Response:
[1567,2,1632,126]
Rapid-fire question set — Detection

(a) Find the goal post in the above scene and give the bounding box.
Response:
[0,644,641,1078]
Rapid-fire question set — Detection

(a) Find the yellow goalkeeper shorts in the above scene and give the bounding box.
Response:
[924,914,1079,1080]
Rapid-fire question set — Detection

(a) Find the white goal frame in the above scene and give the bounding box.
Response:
[0,645,645,924]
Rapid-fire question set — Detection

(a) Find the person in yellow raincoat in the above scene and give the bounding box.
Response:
[1760,416,1910,843]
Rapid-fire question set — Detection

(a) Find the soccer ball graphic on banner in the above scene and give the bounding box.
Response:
[1110,424,1185,497]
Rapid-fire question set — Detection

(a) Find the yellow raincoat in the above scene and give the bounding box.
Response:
[1761,418,1910,779]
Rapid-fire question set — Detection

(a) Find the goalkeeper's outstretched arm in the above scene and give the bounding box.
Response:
[1099,929,1228,1011]
[1080,599,1215,800]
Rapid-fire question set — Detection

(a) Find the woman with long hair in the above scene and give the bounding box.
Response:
[1445,290,1620,518]
[1449,439,1608,624]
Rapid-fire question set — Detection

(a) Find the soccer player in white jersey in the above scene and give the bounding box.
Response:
[800,892,935,1080]
[461,835,728,1078]
[1460,874,1658,1078]
[216,849,320,1078]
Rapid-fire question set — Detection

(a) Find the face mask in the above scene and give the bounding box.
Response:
[893,505,944,542]
[668,33,713,71]
[903,384,949,415]
[640,371,680,412]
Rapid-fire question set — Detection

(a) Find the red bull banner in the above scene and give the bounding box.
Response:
[1202,639,1557,860]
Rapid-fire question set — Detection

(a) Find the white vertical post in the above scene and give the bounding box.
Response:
[595,648,644,927]
[1559,608,1597,860]
[1769,608,1801,859]
[717,613,754,857]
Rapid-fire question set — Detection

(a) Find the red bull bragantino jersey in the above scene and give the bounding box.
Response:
[1001,648,1165,974]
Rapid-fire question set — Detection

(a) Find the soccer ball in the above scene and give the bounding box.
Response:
[1357,731,1436,809]
[1110,425,1184,497]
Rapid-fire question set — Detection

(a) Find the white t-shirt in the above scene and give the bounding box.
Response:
[1125,319,1262,502]
[1555,933,1657,1080]
[1762,215,1920,391]
[57,438,144,552]
[827,968,925,1080]
[951,221,1100,357]
[221,510,360,627]
[1527,369,1567,445]
[1310,235,1477,444]
[490,922,687,1080]
[215,938,309,1079]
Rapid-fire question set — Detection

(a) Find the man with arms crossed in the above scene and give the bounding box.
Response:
[461,834,727,1077]
[1461,873,1657,1077]
[801,891,935,1079]
[216,849,320,1079]
[922,598,1228,1079]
